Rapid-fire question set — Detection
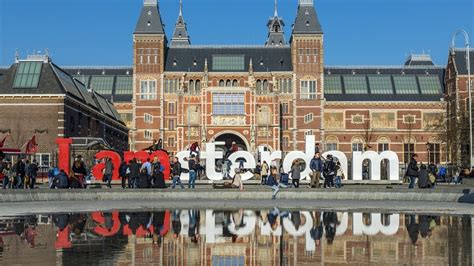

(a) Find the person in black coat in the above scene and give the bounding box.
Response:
[128,159,140,188]
[119,161,129,189]
[151,158,166,188]
[405,154,419,189]
[323,212,338,245]
[406,215,419,245]
[138,168,150,189]
[417,164,431,189]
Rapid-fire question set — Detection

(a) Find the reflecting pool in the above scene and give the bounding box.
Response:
[0,209,471,265]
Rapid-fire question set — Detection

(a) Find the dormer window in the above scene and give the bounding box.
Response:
[306,20,310,27]
[147,21,151,27]
[305,8,309,15]
[148,11,152,16]
[173,59,178,66]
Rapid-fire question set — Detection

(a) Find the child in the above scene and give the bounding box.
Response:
[334,161,343,188]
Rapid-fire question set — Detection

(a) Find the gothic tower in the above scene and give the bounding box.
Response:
[265,0,286,46]
[291,0,324,150]
[132,0,166,150]
[170,0,191,47]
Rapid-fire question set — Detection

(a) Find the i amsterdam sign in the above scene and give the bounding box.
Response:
[56,135,400,182]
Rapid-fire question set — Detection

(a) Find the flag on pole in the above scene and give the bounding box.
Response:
[0,134,7,148]
[24,134,38,154]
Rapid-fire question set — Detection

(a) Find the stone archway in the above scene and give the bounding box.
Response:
[212,131,249,152]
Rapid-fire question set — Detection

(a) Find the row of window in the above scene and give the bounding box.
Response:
[141,79,317,101]
[298,48,318,64]
[322,141,441,164]
[213,93,245,115]
[138,48,159,65]
[143,131,176,147]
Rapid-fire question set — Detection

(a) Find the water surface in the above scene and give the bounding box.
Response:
[0,209,471,265]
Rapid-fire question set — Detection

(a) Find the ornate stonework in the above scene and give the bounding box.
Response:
[211,116,246,126]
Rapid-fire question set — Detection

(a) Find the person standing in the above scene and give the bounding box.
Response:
[14,158,25,189]
[334,161,344,188]
[119,161,129,189]
[171,157,184,189]
[310,152,323,188]
[72,158,87,188]
[261,161,269,185]
[103,158,114,189]
[29,159,38,189]
[406,154,419,189]
[129,158,140,188]
[2,162,14,189]
[188,155,197,189]
[290,160,301,188]
[323,155,336,188]
[141,158,152,177]
[151,157,166,188]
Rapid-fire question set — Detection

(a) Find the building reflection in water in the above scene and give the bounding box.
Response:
[0,209,471,265]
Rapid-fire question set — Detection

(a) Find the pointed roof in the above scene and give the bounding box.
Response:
[292,0,323,35]
[265,0,286,46]
[134,0,165,35]
[171,0,191,47]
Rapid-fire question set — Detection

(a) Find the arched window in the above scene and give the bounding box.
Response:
[256,80,262,94]
[325,136,339,151]
[189,80,194,93]
[232,79,238,87]
[226,79,231,87]
[377,136,390,152]
[195,80,201,93]
[263,80,269,94]
[219,80,225,87]
[351,136,364,152]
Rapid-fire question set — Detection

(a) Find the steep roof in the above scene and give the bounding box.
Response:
[404,54,435,66]
[452,48,474,75]
[165,46,292,72]
[0,57,125,124]
[324,65,445,102]
[134,0,165,35]
[292,0,323,35]
[170,0,191,47]
[62,66,133,103]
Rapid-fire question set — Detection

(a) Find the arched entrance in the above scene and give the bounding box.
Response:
[214,132,249,152]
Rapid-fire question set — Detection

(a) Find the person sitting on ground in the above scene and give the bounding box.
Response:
[213,168,244,190]
[417,164,431,189]
[458,168,469,185]
[52,170,69,189]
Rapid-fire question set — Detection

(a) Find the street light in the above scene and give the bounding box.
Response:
[451,30,472,169]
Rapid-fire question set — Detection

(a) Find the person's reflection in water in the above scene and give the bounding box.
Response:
[69,214,87,238]
[172,210,181,238]
[291,211,301,231]
[323,212,338,245]
[406,214,419,245]
[152,211,166,245]
[103,213,113,232]
[310,212,323,247]
[419,215,436,239]
[188,210,200,244]
[128,213,140,235]
[268,207,289,231]
[24,225,37,248]
[53,214,70,232]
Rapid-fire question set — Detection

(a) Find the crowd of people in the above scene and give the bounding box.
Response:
[1,156,39,189]
[2,141,473,191]
[405,153,473,189]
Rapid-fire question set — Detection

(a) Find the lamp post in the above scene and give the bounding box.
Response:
[426,142,431,164]
[451,30,472,169]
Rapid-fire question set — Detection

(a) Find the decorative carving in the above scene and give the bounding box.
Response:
[258,128,271,137]
[211,116,246,126]
[423,112,444,129]
[185,128,199,137]
[371,112,396,129]
[208,130,214,135]
[243,130,249,135]
[324,113,344,129]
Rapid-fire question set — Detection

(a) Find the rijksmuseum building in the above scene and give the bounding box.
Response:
[59,0,472,165]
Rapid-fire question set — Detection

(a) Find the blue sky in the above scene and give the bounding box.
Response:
[0,0,472,66]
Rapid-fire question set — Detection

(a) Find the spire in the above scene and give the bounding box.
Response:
[135,0,165,34]
[265,0,286,46]
[274,0,278,17]
[170,0,191,47]
[292,0,322,35]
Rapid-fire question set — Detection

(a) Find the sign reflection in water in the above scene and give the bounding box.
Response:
[0,210,471,265]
